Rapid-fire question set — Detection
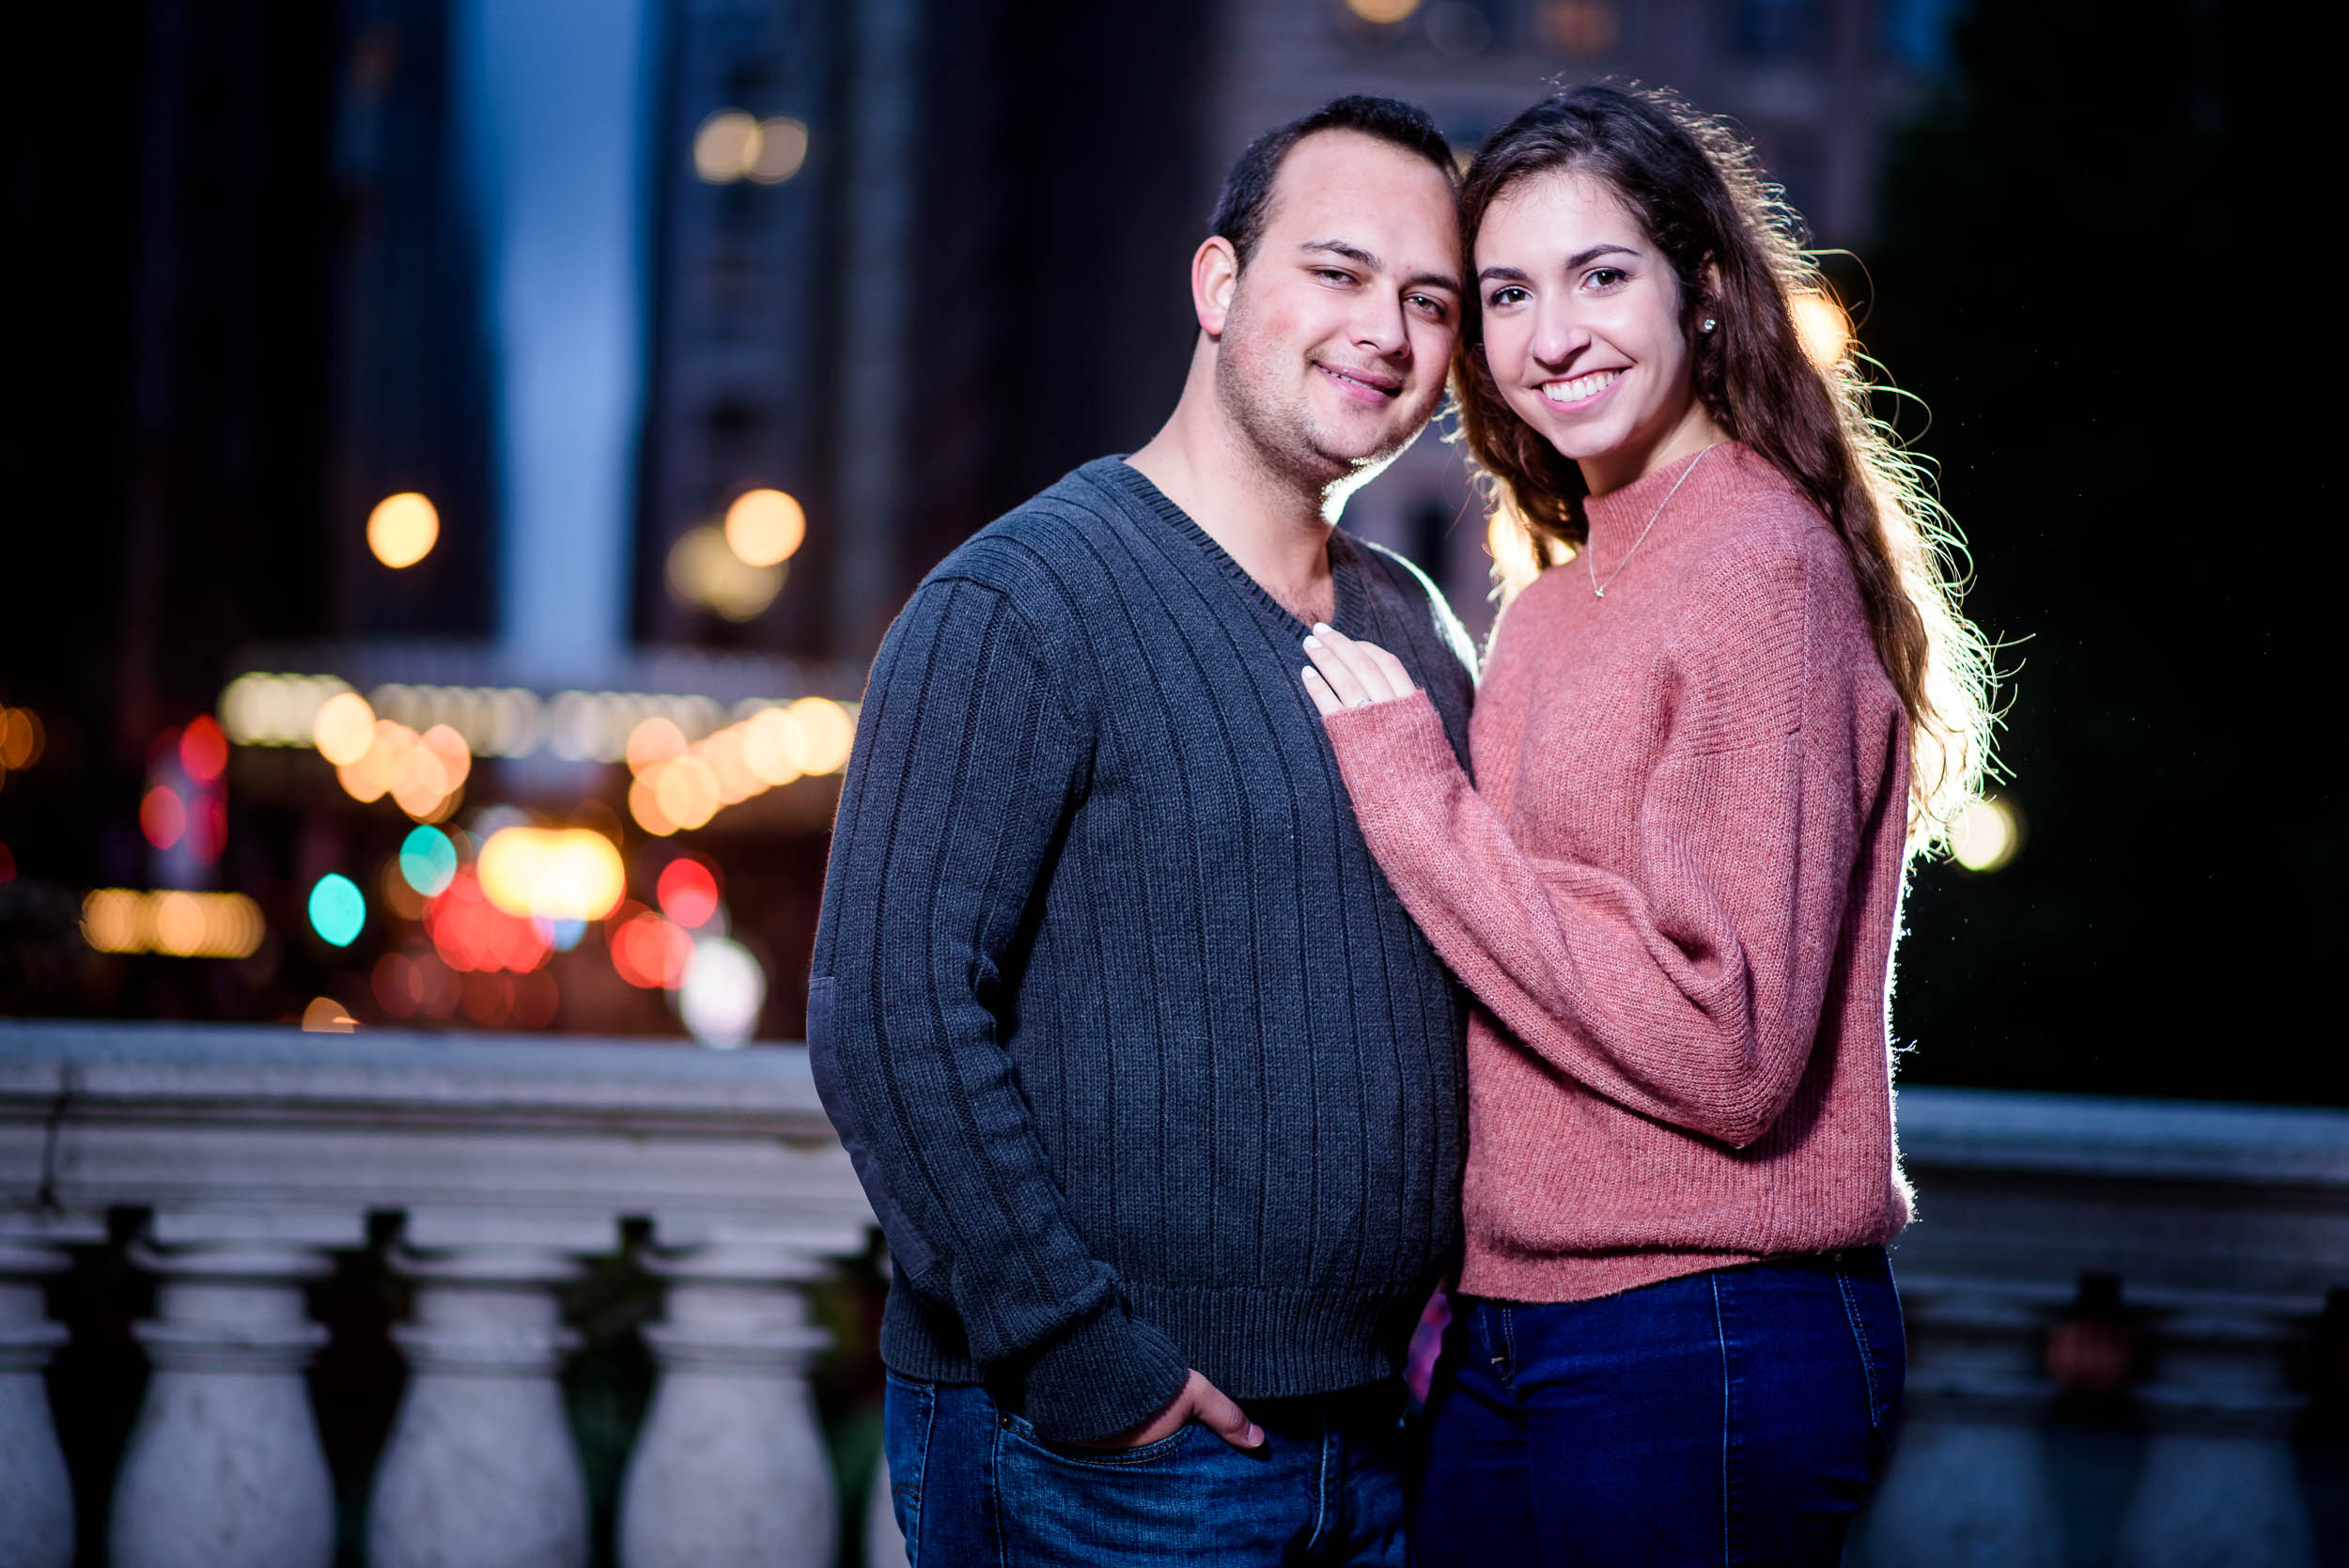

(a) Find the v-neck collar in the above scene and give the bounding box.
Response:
[1090,458,1364,638]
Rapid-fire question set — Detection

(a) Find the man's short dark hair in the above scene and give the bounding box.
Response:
[1208,95,1456,269]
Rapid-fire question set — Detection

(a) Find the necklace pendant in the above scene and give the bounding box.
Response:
[1593,585,1606,598]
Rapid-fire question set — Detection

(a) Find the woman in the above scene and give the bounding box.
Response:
[1300,85,1995,1564]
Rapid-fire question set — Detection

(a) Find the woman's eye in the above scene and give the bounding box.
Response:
[1488,286,1529,308]
[1585,268,1626,289]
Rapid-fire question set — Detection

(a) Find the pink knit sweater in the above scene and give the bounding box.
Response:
[1324,442,1914,1304]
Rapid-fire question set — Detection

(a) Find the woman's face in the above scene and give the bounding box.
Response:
[1475,168,1709,494]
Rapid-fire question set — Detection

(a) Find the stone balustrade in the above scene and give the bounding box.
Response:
[1858,1086,2349,1568]
[5,1024,2343,1567]
[0,1021,875,1568]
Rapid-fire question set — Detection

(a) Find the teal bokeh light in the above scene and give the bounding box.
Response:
[399,826,459,897]
[308,874,366,948]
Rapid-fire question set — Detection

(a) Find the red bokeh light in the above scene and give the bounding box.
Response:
[657,858,721,928]
[611,909,693,989]
[0,843,14,884]
[423,865,552,974]
[139,785,186,850]
[184,796,228,865]
[180,716,229,784]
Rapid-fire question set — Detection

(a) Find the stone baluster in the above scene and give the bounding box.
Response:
[1851,1277,2067,1568]
[1,1219,98,1568]
[2114,1293,2318,1568]
[615,1223,864,1568]
[367,1213,599,1568]
[107,1210,358,1568]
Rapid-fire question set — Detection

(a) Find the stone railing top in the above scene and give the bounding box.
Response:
[0,1021,871,1251]
[1895,1085,2349,1188]
[0,1019,832,1126]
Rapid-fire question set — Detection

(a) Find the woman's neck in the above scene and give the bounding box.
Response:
[1579,398,1734,499]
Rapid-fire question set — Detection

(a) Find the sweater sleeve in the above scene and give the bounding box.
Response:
[1321,549,1861,1148]
[808,577,1190,1441]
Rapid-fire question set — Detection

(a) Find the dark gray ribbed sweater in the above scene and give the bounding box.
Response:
[808,458,1474,1442]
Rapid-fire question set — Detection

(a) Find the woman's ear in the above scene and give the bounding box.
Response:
[1193,237,1240,337]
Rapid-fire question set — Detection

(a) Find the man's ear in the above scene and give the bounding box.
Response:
[1193,237,1240,337]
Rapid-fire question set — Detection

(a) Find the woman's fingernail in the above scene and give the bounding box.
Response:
[1248,1425,1265,1447]
[1301,635,1319,649]
[1312,623,1333,636]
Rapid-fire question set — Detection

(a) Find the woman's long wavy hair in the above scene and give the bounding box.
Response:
[1455,84,1996,848]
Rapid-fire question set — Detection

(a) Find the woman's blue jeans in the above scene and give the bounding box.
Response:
[1416,1249,1905,1567]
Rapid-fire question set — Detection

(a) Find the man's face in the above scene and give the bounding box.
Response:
[1212,131,1463,487]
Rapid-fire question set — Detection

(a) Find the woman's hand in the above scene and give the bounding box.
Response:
[1301,623,1418,715]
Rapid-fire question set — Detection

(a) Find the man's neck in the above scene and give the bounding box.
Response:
[1128,371,1339,627]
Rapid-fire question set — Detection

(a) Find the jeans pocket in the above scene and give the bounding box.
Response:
[881,1373,936,1564]
[1000,1409,1204,1468]
[994,1413,1256,1566]
[1833,1259,1906,1445]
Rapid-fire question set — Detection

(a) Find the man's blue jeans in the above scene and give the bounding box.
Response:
[1417,1249,1906,1567]
[881,1373,1409,1566]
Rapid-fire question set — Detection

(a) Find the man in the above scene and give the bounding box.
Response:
[810,96,1473,1565]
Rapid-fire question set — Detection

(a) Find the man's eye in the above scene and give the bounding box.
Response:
[1408,294,1449,319]
[1315,269,1355,285]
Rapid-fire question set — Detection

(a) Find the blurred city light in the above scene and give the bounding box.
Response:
[786,695,855,774]
[179,715,229,784]
[680,935,766,1048]
[222,676,836,769]
[1543,0,1620,55]
[475,825,627,922]
[139,786,186,851]
[398,824,459,896]
[746,116,809,184]
[370,685,544,757]
[723,488,806,567]
[301,996,358,1033]
[80,889,266,958]
[423,864,552,973]
[313,691,379,766]
[741,706,805,785]
[1345,0,1423,22]
[0,706,46,770]
[1792,291,1853,369]
[692,110,762,182]
[218,674,355,747]
[667,524,785,620]
[308,873,366,947]
[624,696,854,834]
[1949,794,2023,873]
[0,844,15,884]
[657,858,721,928]
[366,491,441,568]
[692,111,808,186]
[626,715,689,774]
[609,906,693,989]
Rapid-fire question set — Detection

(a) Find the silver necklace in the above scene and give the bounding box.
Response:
[1587,443,1719,599]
